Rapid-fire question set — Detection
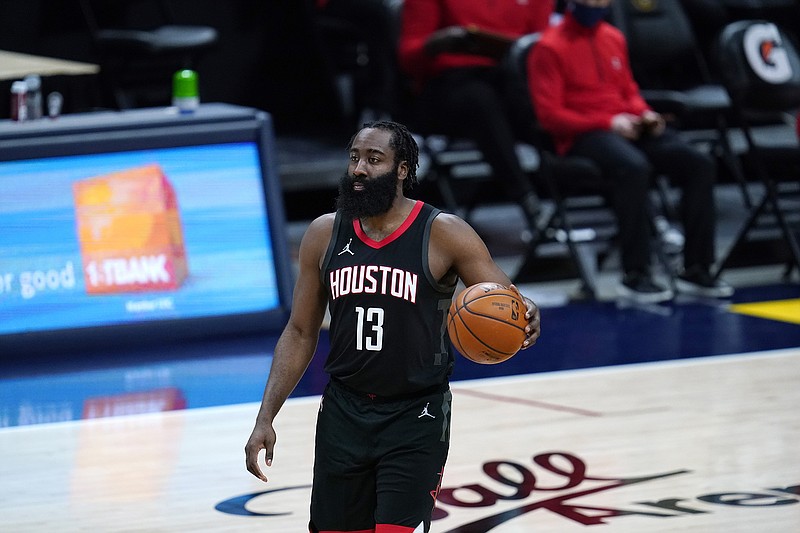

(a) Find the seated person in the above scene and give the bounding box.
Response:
[398,0,555,232]
[528,0,733,302]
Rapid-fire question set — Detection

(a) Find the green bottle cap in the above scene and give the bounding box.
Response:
[172,69,198,98]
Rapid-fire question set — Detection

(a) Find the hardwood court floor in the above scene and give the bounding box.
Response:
[2,348,799,532]
[3,184,800,531]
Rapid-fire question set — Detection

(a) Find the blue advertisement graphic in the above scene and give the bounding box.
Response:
[0,142,281,335]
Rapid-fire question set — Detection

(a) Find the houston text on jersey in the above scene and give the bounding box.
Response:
[328,265,418,303]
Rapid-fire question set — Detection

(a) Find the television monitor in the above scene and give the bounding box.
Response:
[0,104,294,357]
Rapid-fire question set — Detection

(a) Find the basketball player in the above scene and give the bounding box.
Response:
[245,121,541,533]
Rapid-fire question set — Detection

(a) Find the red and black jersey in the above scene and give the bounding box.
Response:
[321,201,457,397]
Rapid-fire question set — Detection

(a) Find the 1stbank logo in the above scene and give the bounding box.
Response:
[215,451,799,530]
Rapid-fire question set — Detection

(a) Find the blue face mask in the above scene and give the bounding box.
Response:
[568,1,609,28]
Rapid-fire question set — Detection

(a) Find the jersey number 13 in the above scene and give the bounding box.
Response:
[355,306,384,351]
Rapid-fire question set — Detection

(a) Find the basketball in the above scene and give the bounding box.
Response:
[447,282,528,364]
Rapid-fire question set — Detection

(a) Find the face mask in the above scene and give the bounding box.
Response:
[568,1,609,28]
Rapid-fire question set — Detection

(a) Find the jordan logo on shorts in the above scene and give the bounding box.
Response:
[338,238,355,256]
[418,402,435,419]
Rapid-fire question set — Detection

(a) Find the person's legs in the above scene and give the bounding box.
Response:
[374,390,451,532]
[418,68,541,224]
[570,131,653,273]
[310,384,378,532]
[310,384,451,533]
[569,131,673,302]
[640,130,733,297]
[639,130,715,269]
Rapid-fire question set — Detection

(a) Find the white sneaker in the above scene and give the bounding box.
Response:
[675,268,734,298]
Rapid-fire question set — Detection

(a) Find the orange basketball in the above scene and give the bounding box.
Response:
[447,282,528,364]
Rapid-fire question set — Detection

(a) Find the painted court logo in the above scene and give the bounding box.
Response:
[215,451,799,530]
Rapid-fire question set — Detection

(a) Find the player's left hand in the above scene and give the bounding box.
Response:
[509,284,540,349]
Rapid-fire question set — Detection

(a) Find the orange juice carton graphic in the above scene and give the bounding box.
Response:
[73,164,189,294]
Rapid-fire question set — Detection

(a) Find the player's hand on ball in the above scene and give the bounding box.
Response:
[509,284,540,349]
[448,283,528,364]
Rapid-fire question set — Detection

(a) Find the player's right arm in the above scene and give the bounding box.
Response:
[244,214,333,482]
[429,212,511,288]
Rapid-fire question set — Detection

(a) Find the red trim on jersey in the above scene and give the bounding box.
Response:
[315,523,415,532]
[376,525,415,533]
[316,530,374,533]
[353,200,424,249]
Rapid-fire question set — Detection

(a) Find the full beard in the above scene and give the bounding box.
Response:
[335,168,399,220]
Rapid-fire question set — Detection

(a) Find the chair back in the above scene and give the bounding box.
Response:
[80,0,172,35]
[503,32,539,120]
[79,0,217,55]
[78,0,217,108]
[502,32,604,186]
[502,33,554,151]
[715,20,800,111]
[610,0,710,89]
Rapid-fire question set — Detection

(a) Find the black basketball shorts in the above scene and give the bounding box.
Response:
[309,380,452,533]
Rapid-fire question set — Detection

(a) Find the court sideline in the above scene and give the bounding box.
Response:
[2,349,799,531]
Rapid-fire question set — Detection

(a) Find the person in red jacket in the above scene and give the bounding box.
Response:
[529,0,733,303]
[398,0,555,234]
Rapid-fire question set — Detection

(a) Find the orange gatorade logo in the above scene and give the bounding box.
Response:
[73,164,189,295]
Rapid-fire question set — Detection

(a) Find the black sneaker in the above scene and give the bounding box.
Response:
[616,272,674,303]
[675,267,734,298]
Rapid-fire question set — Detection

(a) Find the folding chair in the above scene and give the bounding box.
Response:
[609,0,751,207]
[79,0,218,109]
[713,19,800,280]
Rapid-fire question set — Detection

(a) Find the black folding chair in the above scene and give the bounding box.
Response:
[79,0,218,109]
[713,19,800,280]
[609,0,750,207]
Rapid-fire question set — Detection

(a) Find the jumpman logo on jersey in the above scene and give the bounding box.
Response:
[418,402,436,419]
[338,238,355,256]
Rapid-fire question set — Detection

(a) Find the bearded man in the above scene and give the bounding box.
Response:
[245,120,541,532]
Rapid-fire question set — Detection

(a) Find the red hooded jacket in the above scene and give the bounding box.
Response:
[528,12,651,155]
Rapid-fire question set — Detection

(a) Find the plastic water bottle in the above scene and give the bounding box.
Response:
[47,91,63,119]
[172,69,199,114]
[10,80,28,121]
[24,74,43,119]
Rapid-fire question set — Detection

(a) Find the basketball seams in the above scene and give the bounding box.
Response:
[447,283,527,364]
[448,310,517,358]
[460,308,527,332]
[447,312,473,360]
[454,311,523,356]
[458,294,527,333]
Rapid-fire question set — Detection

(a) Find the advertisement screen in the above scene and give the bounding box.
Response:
[0,141,284,338]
